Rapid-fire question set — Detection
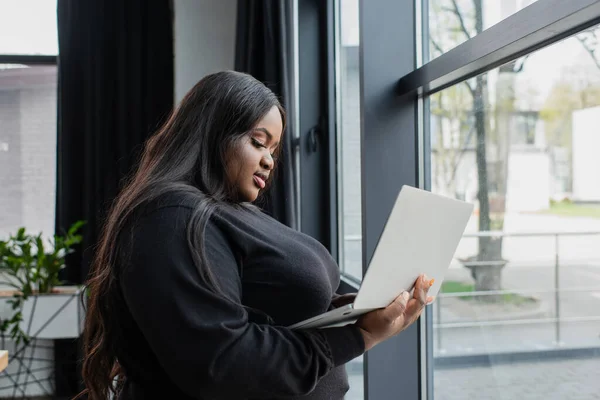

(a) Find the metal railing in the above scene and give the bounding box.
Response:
[434,230,600,352]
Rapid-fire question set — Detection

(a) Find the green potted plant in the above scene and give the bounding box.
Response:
[0,221,85,344]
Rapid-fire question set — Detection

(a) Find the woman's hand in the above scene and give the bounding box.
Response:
[355,274,434,351]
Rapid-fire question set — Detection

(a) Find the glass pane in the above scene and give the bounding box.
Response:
[0,0,58,55]
[336,0,363,398]
[428,24,600,399]
[0,64,57,241]
[428,0,539,62]
[338,0,362,281]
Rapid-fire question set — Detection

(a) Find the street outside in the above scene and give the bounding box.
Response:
[432,356,600,400]
[346,355,600,400]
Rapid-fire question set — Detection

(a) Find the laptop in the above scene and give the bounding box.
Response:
[288,185,473,330]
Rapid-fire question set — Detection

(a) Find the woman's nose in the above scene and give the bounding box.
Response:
[261,154,274,170]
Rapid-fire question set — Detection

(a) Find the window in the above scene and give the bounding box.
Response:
[0,64,57,241]
[0,0,58,55]
[335,0,363,399]
[336,0,362,282]
[0,2,58,395]
[0,0,58,241]
[428,0,539,61]
[428,20,600,400]
[328,0,600,398]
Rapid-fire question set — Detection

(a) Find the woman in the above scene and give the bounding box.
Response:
[80,70,433,400]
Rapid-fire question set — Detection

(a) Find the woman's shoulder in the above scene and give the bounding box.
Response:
[211,201,277,228]
[130,186,277,233]
[127,186,208,224]
[142,188,200,212]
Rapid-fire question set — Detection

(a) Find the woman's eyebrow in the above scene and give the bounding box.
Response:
[253,127,273,140]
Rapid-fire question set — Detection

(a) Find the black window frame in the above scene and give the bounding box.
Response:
[0,55,57,65]
[296,0,337,253]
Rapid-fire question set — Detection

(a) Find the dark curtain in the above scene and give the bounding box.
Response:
[55,0,174,395]
[235,0,297,229]
[56,0,174,284]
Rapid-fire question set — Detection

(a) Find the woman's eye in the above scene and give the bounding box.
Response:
[251,138,266,148]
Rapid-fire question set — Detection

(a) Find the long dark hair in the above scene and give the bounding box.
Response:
[79,71,285,399]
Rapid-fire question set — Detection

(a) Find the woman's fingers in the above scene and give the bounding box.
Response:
[355,291,411,349]
[412,274,432,306]
[387,291,409,318]
[356,275,437,350]
[403,274,433,323]
[382,275,433,329]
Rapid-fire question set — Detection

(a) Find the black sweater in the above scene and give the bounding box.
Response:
[114,191,365,399]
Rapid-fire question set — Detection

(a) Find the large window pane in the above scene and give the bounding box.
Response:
[428,24,600,399]
[0,0,58,55]
[428,0,539,61]
[336,0,363,399]
[337,0,362,281]
[0,64,57,240]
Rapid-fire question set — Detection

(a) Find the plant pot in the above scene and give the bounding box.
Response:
[0,286,84,340]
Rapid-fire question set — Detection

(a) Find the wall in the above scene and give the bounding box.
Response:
[20,86,57,236]
[173,0,238,104]
[572,106,600,202]
[0,89,22,234]
[505,150,551,212]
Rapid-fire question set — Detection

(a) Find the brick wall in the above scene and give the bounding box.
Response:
[0,70,56,241]
[19,86,57,238]
[0,89,24,235]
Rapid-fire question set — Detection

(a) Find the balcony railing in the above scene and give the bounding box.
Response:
[434,230,600,353]
[342,230,600,354]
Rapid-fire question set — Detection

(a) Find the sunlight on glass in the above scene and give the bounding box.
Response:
[0,0,58,55]
[338,0,362,281]
[336,1,363,399]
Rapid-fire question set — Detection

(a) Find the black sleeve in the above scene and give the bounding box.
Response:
[119,205,364,399]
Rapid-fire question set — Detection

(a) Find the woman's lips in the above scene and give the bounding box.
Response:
[253,174,266,189]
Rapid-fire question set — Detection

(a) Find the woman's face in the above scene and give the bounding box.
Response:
[225,106,283,202]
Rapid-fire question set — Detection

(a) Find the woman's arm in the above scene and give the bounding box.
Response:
[119,205,364,399]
